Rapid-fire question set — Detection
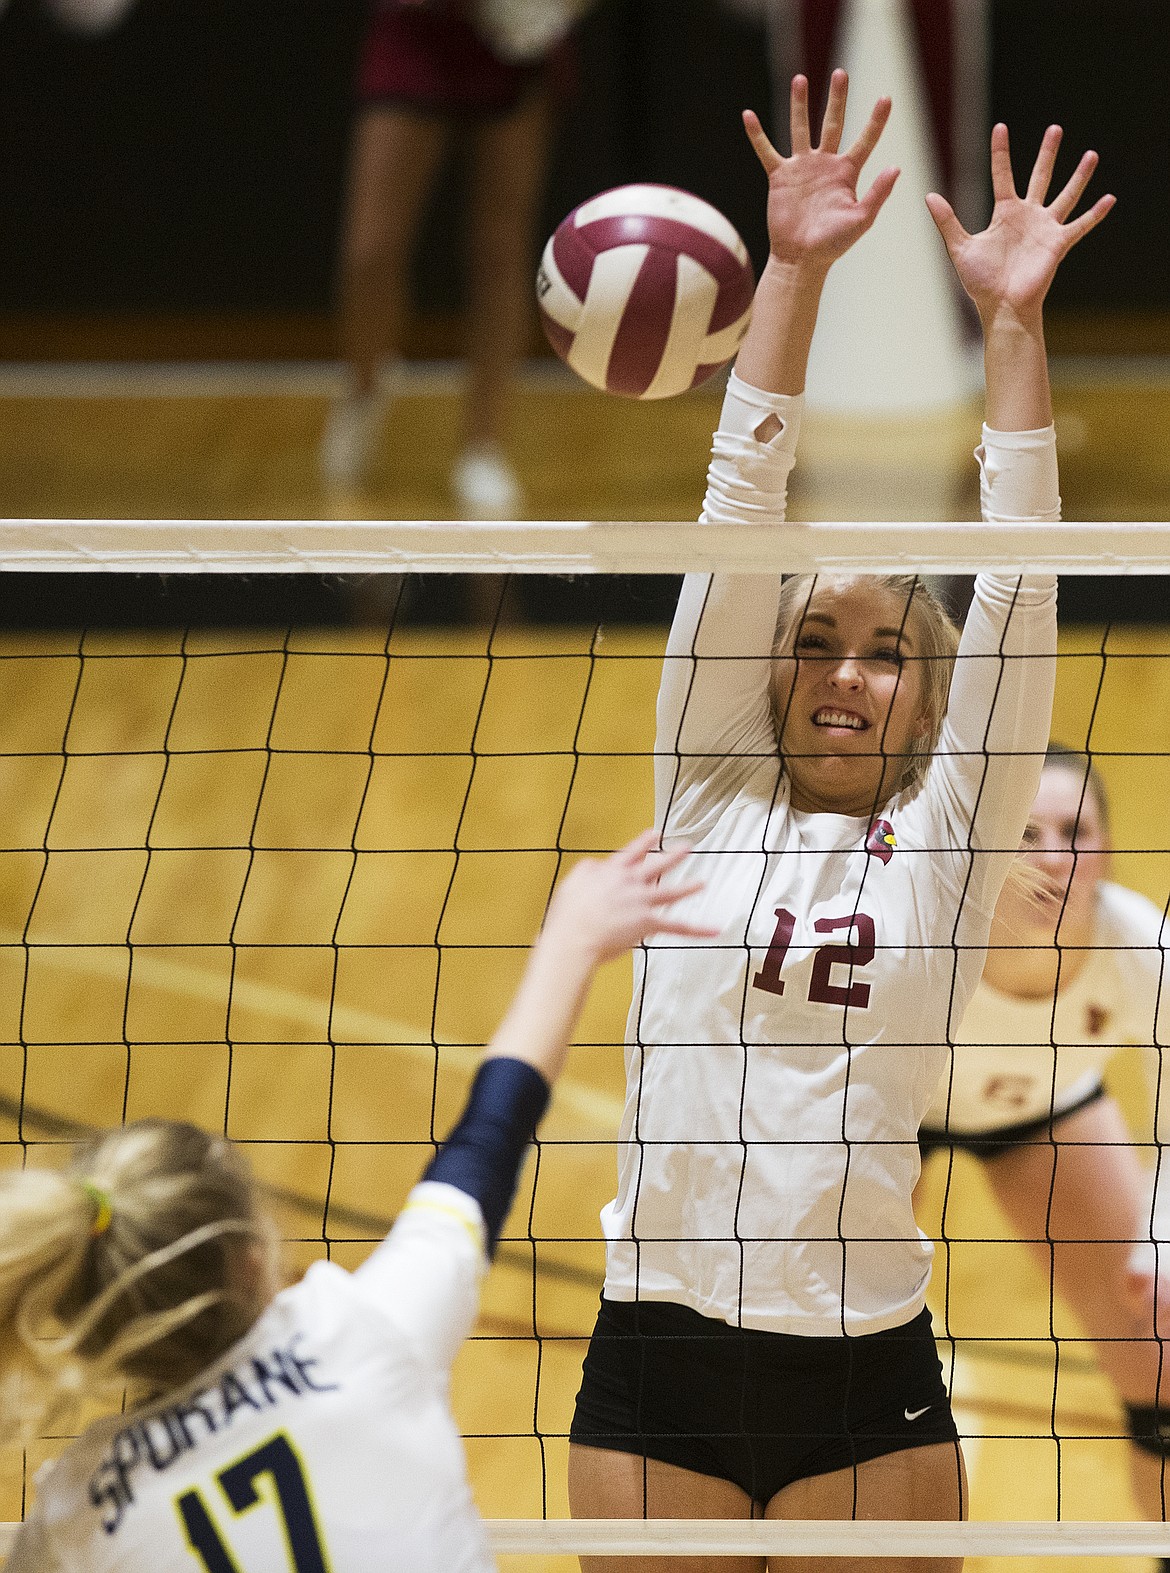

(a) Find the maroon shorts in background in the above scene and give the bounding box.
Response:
[358,4,550,117]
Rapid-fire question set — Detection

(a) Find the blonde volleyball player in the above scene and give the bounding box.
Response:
[918,746,1170,1537]
[567,70,1113,1573]
[2,832,714,1573]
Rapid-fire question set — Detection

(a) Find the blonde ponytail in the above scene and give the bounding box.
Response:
[0,1121,274,1440]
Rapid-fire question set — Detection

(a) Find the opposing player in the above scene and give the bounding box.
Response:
[919,745,1170,1535]
[3,831,713,1572]
[567,71,1113,1572]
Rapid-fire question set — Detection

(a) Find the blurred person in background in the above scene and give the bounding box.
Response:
[320,0,591,517]
[917,746,1170,1548]
[4,0,137,27]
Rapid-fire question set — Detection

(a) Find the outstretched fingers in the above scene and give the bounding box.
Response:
[1049,147,1101,221]
[646,843,694,878]
[1043,142,1115,248]
[924,190,969,251]
[1025,124,1063,204]
[651,874,706,909]
[743,107,782,175]
[617,834,718,939]
[858,164,900,225]
[613,827,663,868]
[646,871,719,939]
[1061,190,1117,247]
[989,122,1016,203]
[843,94,893,173]
[789,73,812,155]
[653,914,721,941]
[817,68,849,153]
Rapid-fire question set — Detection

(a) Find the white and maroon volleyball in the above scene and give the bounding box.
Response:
[536,184,755,400]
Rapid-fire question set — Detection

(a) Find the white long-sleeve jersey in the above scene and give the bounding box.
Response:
[9,1182,493,1573]
[599,372,1060,1336]
[922,880,1170,1135]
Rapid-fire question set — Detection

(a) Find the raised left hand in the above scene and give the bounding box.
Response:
[926,123,1115,323]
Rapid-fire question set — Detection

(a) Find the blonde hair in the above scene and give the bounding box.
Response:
[0,1121,273,1440]
[768,574,961,799]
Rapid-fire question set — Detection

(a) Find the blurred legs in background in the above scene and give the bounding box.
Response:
[322,103,450,490]
[321,7,556,516]
[456,85,551,517]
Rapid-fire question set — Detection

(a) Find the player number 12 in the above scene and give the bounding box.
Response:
[752,907,875,1009]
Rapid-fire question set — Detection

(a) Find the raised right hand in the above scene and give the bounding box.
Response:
[743,69,900,275]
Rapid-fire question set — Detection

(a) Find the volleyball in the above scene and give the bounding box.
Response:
[536,184,755,399]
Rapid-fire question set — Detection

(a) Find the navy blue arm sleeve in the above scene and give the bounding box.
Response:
[422,1056,551,1256]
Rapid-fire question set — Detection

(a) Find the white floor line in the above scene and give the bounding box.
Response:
[0,358,588,400]
[0,352,1165,399]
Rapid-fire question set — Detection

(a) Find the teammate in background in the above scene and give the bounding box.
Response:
[918,746,1170,1541]
[567,71,1113,1572]
[3,831,713,1572]
[319,0,573,516]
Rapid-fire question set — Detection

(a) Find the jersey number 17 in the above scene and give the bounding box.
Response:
[175,1432,329,1572]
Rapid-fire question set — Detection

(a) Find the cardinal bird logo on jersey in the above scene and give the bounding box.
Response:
[1085,1004,1110,1038]
[866,819,897,864]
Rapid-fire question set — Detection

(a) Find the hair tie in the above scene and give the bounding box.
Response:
[80,1180,113,1238]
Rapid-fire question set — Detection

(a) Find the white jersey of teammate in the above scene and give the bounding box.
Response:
[922,879,1170,1134]
[600,372,1060,1337]
[10,1182,492,1573]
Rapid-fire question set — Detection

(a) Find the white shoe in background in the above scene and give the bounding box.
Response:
[319,388,387,488]
[450,442,522,520]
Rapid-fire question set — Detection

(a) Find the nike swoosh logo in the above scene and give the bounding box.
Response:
[904,1406,931,1422]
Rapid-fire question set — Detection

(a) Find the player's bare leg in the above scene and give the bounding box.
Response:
[982,1095,1170,1521]
[338,104,451,396]
[568,1442,764,1573]
[465,85,551,447]
[452,84,551,518]
[322,105,451,486]
[763,1441,968,1573]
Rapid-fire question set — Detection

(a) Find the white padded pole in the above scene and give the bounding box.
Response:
[803,0,975,415]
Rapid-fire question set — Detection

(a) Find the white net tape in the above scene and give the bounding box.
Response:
[484,1520,1170,1557]
[3,1517,1170,1557]
[2,517,1170,574]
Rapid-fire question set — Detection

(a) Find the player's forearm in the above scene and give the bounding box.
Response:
[421,923,595,1257]
[483,926,596,1087]
[980,304,1053,432]
[732,257,828,395]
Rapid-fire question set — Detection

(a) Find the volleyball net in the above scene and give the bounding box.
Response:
[4,518,1170,1561]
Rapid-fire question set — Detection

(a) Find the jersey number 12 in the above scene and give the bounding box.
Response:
[176,1432,330,1572]
[752,907,875,1008]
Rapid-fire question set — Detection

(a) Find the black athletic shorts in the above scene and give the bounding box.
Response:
[918,1079,1107,1162]
[570,1295,959,1507]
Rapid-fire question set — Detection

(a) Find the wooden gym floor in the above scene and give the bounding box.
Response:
[0,361,1169,1572]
